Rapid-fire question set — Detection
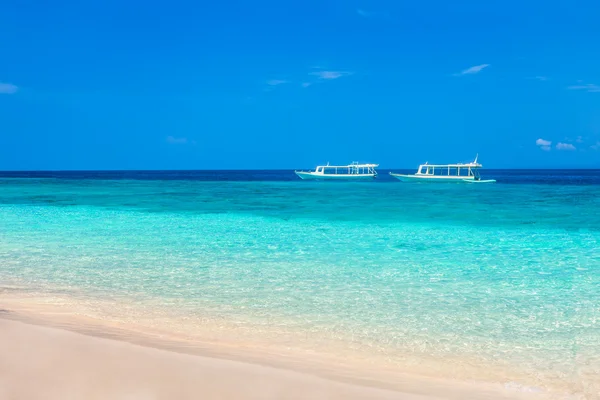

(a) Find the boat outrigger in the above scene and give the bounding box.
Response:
[295,162,378,180]
[389,156,495,183]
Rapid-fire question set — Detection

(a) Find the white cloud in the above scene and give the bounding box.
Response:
[556,142,576,151]
[0,82,18,94]
[536,138,551,146]
[356,9,372,17]
[262,69,352,91]
[166,136,188,145]
[455,64,490,76]
[536,138,552,151]
[576,136,584,143]
[266,79,289,86]
[310,70,353,80]
[567,83,600,93]
[591,142,600,150]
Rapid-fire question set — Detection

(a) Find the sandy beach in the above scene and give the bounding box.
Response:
[0,305,558,400]
[1,318,422,400]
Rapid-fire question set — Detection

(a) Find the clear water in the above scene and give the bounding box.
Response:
[0,170,599,397]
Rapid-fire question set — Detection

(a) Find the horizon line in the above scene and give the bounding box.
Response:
[1,167,600,173]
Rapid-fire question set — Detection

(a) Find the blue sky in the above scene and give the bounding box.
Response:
[1,0,599,169]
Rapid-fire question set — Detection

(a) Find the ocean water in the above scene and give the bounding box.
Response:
[1,170,599,397]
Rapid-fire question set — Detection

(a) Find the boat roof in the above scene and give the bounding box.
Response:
[419,162,482,168]
[419,155,482,168]
[317,162,379,168]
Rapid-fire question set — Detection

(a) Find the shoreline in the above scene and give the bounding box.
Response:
[0,294,566,400]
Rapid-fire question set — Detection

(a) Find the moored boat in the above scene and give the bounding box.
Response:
[295,162,378,180]
[390,156,495,183]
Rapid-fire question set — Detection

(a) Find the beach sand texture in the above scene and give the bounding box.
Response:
[0,318,443,400]
[0,316,558,400]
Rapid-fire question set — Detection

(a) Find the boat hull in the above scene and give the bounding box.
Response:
[463,179,496,184]
[295,171,376,180]
[390,173,476,183]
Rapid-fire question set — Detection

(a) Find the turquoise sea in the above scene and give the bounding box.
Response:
[1,170,599,397]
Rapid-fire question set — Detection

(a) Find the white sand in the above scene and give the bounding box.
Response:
[0,305,558,400]
[0,318,440,400]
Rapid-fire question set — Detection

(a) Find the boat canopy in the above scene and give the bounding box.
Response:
[314,162,378,175]
[417,155,481,174]
[416,163,481,178]
[418,161,482,169]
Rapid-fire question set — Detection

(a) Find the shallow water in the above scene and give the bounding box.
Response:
[1,170,599,397]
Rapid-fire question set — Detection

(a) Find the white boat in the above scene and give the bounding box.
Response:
[390,156,495,183]
[295,162,378,180]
